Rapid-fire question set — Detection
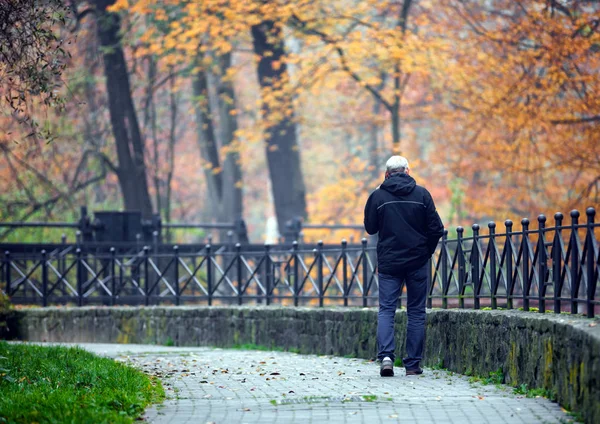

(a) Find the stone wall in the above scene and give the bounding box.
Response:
[14,306,600,423]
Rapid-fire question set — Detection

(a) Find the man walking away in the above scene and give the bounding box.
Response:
[364,156,444,377]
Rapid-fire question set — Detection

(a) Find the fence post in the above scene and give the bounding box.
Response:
[234,218,249,244]
[317,240,324,307]
[110,247,116,306]
[427,256,433,309]
[472,224,481,309]
[489,222,497,309]
[227,231,234,249]
[537,214,547,313]
[362,238,369,308]
[4,252,11,297]
[293,241,299,307]
[570,210,580,314]
[457,227,465,309]
[206,243,213,306]
[41,250,48,307]
[552,213,564,314]
[505,220,514,309]
[173,245,180,306]
[76,248,83,307]
[60,233,67,295]
[236,243,243,305]
[264,243,272,305]
[342,239,348,306]
[442,230,449,309]
[153,231,159,254]
[144,246,150,306]
[586,207,596,318]
[522,218,530,311]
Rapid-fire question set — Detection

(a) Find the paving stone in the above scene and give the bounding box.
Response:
[54,343,574,424]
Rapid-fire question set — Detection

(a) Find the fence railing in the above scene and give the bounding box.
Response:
[1,208,598,317]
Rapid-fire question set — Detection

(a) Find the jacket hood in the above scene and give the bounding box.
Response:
[381,173,416,196]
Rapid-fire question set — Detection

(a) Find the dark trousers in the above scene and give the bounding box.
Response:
[377,261,429,369]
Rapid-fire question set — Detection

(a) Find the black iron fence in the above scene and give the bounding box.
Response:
[0,207,249,244]
[1,208,598,317]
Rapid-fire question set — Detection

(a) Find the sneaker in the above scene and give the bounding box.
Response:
[405,367,423,376]
[380,357,394,377]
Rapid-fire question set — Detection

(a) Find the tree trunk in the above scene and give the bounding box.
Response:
[164,70,178,243]
[215,52,243,223]
[144,56,162,220]
[192,63,222,219]
[251,20,308,235]
[391,0,413,155]
[369,99,381,180]
[95,0,153,219]
[391,103,400,153]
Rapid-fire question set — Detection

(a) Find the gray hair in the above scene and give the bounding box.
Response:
[386,156,409,174]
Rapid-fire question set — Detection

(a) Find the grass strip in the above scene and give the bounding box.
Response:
[0,342,164,424]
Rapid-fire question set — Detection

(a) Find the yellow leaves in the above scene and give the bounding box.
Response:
[107,0,129,12]
[154,9,167,21]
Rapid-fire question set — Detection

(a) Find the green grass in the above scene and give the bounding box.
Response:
[0,342,164,424]
[431,359,445,370]
[230,343,302,354]
[231,343,284,352]
[513,383,557,401]
[394,358,403,367]
[467,368,504,386]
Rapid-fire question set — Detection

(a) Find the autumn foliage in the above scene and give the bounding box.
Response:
[1,0,598,242]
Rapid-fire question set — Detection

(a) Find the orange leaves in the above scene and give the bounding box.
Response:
[425,0,600,220]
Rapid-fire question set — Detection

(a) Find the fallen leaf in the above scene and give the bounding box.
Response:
[389,414,398,418]
[242,408,251,412]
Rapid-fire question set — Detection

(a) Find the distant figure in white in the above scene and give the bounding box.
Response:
[265,216,279,244]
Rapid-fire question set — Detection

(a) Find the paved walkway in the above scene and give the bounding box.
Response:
[72,344,571,424]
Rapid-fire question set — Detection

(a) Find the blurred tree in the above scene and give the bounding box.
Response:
[87,0,154,218]
[252,18,308,233]
[427,0,600,218]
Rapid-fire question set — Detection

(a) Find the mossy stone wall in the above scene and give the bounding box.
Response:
[14,306,600,423]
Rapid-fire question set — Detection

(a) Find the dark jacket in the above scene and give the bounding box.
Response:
[364,173,444,275]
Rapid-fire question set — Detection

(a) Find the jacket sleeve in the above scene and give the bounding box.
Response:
[364,192,379,235]
[424,190,444,255]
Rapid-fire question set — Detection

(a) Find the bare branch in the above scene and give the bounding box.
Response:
[551,115,600,125]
